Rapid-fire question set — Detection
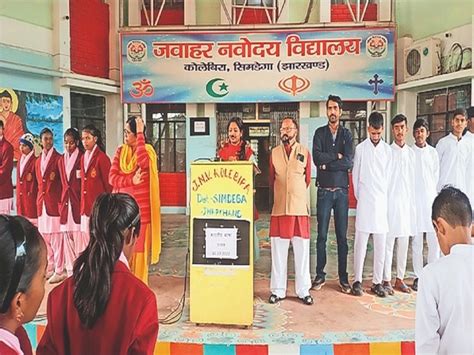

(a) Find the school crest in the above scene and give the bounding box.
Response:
[90,168,97,178]
[49,171,56,181]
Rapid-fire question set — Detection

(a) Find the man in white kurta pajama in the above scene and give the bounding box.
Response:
[411,119,440,291]
[464,107,473,221]
[269,117,313,306]
[383,114,417,294]
[352,112,392,297]
[436,109,469,193]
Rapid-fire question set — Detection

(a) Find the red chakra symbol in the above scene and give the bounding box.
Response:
[278,75,310,96]
[129,79,154,99]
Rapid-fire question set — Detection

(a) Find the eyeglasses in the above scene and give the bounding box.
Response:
[0,216,27,313]
[280,127,296,132]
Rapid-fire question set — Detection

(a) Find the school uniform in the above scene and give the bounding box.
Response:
[416,244,474,354]
[0,326,33,355]
[36,256,159,355]
[384,143,417,283]
[436,133,470,192]
[80,145,112,251]
[36,148,63,275]
[412,143,440,278]
[0,136,14,214]
[352,138,392,285]
[16,151,38,225]
[59,148,83,276]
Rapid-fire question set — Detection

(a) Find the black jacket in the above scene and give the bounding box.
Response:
[312,124,353,188]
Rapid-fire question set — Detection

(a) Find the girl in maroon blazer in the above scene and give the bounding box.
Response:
[79,125,112,254]
[16,133,38,226]
[35,128,64,284]
[59,129,84,277]
[0,215,47,355]
[37,193,159,355]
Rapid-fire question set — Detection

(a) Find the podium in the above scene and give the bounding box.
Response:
[189,161,254,326]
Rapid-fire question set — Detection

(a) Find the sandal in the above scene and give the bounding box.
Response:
[395,278,412,293]
[269,294,284,304]
[298,295,314,305]
[383,281,395,296]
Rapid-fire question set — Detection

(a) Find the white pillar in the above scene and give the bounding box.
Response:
[106,94,123,157]
[128,0,141,26]
[277,0,289,23]
[52,0,70,72]
[320,0,331,23]
[377,0,392,22]
[185,0,196,25]
[396,91,417,145]
[300,102,311,119]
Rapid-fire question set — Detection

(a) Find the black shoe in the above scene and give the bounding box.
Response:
[268,294,284,304]
[412,278,418,292]
[371,283,388,298]
[339,280,352,294]
[383,281,395,296]
[311,276,326,290]
[351,281,363,296]
[298,295,314,305]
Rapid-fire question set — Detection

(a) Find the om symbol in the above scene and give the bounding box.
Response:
[129,79,154,99]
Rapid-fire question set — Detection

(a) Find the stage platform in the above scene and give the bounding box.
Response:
[29,214,417,355]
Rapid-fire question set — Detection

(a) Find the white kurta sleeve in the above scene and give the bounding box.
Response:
[416,270,441,355]
[352,144,361,200]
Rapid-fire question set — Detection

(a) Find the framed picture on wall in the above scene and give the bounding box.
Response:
[190,117,210,136]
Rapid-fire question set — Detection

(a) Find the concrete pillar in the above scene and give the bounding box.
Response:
[320,0,331,23]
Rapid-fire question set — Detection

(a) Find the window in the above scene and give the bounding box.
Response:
[231,0,277,24]
[340,101,367,149]
[417,85,471,146]
[146,104,186,172]
[70,92,106,144]
[141,0,184,26]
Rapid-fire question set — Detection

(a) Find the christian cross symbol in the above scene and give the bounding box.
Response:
[368,74,384,95]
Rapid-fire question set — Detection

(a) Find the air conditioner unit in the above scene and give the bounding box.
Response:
[403,38,441,82]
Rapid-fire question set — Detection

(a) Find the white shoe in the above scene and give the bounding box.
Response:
[49,272,67,284]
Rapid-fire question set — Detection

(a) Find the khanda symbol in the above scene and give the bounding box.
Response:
[278,75,310,96]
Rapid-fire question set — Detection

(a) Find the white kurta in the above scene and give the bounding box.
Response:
[462,131,473,209]
[436,133,470,193]
[416,244,474,355]
[352,138,392,234]
[413,144,439,233]
[388,143,417,237]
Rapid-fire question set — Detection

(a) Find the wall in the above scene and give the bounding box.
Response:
[396,0,474,41]
[0,0,53,28]
[196,0,221,25]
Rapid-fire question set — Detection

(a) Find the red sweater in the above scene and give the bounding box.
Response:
[16,154,38,219]
[80,148,112,217]
[109,133,152,223]
[35,149,62,217]
[59,151,83,225]
[0,137,14,199]
[37,261,158,355]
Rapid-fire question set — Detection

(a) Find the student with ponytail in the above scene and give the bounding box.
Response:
[80,125,112,253]
[0,215,47,355]
[37,193,158,355]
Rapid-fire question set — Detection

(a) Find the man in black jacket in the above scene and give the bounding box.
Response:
[312,95,353,294]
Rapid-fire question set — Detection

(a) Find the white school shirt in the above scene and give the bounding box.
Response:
[436,133,469,193]
[462,131,473,209]
[388,143,417,237]
[416,244,474,355]
[352,138,392,234]
[413,144,439,233]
